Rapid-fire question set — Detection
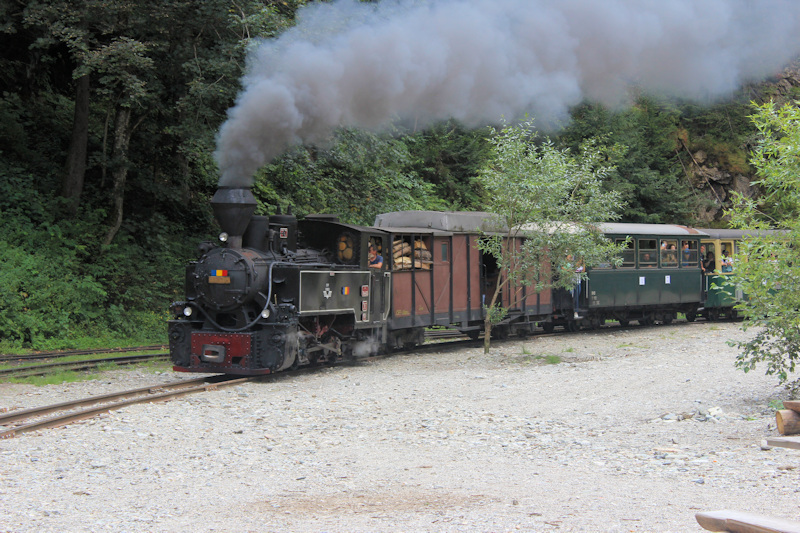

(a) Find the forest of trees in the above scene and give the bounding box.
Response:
[0,0,796,351]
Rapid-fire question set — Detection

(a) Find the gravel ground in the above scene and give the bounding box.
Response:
[1,321,799,533]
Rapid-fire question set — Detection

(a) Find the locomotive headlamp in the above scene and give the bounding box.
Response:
[183,306,193,317]
[219,232,229,243]
[260,308,270,319]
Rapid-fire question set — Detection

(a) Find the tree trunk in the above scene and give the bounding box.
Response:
[483,277,504,354]
[104,106,131,246]
[483,317,492,354]
[61,74,90,215]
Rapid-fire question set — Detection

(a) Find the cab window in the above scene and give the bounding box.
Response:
[368,237,384,269]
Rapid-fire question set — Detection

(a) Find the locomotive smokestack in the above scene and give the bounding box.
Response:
[211,186,257,249]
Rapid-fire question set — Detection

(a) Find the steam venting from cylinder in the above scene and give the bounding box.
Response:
[214,0,800,187]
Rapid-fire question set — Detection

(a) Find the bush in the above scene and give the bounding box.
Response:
[0,243,107,346]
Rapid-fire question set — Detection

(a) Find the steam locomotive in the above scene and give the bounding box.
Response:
[168,186,739,376]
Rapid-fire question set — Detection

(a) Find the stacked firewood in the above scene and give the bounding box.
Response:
[392,238,433,270]
[776,401,800,436]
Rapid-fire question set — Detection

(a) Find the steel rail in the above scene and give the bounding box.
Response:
[0,376,253,439]
[0,354,170,379]
[0,345,167,362]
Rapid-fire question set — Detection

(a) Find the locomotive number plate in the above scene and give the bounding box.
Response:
[208,276,231,284]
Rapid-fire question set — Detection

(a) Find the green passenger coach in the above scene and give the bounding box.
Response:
[578,223,709,327]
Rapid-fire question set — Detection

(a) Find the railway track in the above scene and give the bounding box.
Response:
[0,375,253,439]
[2,318,713,381]
[0,341,475,439]
[0,345,166,363]
[0,353,170,379]
[0,321,713,439]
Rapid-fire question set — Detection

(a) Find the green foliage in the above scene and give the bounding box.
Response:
[7,371,104,386]
[0,1,300,350]
[769,399,785,411]
[477,119,626,352]
[690,137,750,174]
[403,120,492,209]
[0,162,190,350]
[255,128,447,225]
[557,97,694,223]
[727,101,800,388]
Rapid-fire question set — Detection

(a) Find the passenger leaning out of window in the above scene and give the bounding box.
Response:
[720,250,733,272]
[368,244,383,268]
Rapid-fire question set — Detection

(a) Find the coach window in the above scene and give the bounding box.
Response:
[720,240,734,272]
[660,239,678,268]
[639,239,657,268]
[681,240,698,267]
[704,243,717,272]
[441,242,449,262]
[616,239,635,268]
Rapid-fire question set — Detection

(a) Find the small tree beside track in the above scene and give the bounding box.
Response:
[477,120,625,354]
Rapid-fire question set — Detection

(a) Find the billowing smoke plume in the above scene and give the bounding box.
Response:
[215,0,800,186]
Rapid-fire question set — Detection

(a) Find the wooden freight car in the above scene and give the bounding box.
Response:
[374,211,553,343]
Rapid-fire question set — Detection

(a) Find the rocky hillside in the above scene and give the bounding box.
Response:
[687,61,800,224]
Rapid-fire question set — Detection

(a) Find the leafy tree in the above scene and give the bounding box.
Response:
[727,101,800,393]
[403,120,492,209]
[0,1,303,349]
[255,127,447,225]
[477,120,625,353]
[557,97,695,223]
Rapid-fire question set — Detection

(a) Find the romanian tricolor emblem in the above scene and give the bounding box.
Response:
[208,270,231,285]
[341,286,350,295]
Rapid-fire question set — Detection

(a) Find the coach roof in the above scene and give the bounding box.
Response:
[374,211,507,234]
